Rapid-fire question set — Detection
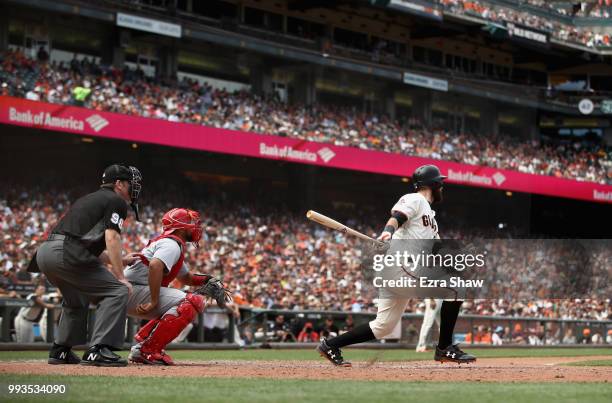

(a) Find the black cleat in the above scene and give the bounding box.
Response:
[316,338,352,367]
[434,344,476,364]
[48,343,81,365]
[80,345,127,367]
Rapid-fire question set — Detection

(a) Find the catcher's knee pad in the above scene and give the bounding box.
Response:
[141,293,205,353]
[185,292,206,313]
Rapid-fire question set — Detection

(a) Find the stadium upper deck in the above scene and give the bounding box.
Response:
[1,49,610,186]
[1,0,610,193]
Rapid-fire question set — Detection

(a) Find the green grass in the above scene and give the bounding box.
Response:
[0,375,610,403]
[565,359,612,367]
[1,350,610,402]
[0,348,610,362]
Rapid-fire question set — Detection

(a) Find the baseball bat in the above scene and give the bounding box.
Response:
[306,210,385,246]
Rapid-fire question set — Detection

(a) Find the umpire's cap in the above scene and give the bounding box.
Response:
[412,164,446,190]
[102,164,135,184]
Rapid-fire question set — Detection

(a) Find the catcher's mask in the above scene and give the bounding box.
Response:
[102,164,143,220]
[161,208,203,245]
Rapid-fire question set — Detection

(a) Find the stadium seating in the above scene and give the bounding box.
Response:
[1,50,609,185]
[1,185,609,321]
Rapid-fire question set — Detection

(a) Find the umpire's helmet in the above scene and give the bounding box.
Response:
[102,163,143,221]
[412,164,446,190]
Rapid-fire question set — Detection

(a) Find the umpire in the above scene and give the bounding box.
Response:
[31,164,142,367]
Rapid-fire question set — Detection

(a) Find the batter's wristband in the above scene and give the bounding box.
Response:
[383,225,396,235]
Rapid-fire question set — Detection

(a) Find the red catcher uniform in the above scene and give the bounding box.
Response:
[124,208,211,365]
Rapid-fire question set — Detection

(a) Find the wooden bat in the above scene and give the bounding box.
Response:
[306,210,386,246]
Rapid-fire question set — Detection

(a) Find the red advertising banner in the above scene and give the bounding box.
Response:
[1,96,610,203]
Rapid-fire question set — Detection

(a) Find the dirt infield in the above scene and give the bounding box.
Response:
[1,356,611,383]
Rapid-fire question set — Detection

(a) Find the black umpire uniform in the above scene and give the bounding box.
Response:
[30,164,142,366]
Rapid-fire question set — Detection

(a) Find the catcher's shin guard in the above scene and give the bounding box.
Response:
[134,319,159,343]
[140,293,205,354]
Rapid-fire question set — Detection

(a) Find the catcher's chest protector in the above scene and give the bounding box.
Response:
[137,234,186,287]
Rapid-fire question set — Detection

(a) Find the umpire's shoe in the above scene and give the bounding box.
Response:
[48,343,81,365]
[80,345,128,367]
[316,338,352,367]
[434,344,476,364]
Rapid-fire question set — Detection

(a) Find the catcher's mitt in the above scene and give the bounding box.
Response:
[194,277,232,309]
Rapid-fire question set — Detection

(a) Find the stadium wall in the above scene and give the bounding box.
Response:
[1,96,611,203]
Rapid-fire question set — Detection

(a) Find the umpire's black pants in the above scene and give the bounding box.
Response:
[36,238,129,349]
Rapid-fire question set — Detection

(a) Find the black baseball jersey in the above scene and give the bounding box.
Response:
[52,187,128,266]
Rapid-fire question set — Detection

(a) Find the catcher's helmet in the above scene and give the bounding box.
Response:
[161,208,203,244]
[412,164,446,190]
[102,163,143,221]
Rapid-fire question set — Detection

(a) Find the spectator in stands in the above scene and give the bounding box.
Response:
[512,323,525,344]
[351,298,365,312]
[1,49,609,185]
[71,81,92,106]
[36,46,48,63]
[581,328,592,344]
[491,326,504,345]
[562,327,577,344]
[2,269,18,290]
[297,322,319,342]
[527,328,543,345]
[203,301,229,343]
[14,285,55,343]
[0,273,19,298]
[341,314,354,334]
[39,290,61,343]
[436,0,611,48]
[15,266,34,285]
[591,332,604,344]
[70,54,81,74]
[268,315,295,342]
[0,182,610,332]
[319,316,340,339]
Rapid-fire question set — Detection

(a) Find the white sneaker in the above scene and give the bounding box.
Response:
[415,346,427,352]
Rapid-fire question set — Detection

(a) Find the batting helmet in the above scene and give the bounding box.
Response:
[161,208,203,244]
[412,164,446,190]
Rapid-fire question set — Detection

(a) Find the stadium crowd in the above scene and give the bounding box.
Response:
[437,0,611,47]
[1,186,610,325]
[526,0,612,18]
[116,0,611,47]
[1,50,610,185]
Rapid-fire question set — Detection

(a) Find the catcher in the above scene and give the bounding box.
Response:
[124,208,230,365]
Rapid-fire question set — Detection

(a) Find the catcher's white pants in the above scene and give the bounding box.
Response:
[416,298,442,349]
[369,298,411,339]
[127,285,187,320]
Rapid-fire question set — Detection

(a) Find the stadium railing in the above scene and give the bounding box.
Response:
[0,298,234,344]
[240,307,612,347]
[2,299,609,347]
